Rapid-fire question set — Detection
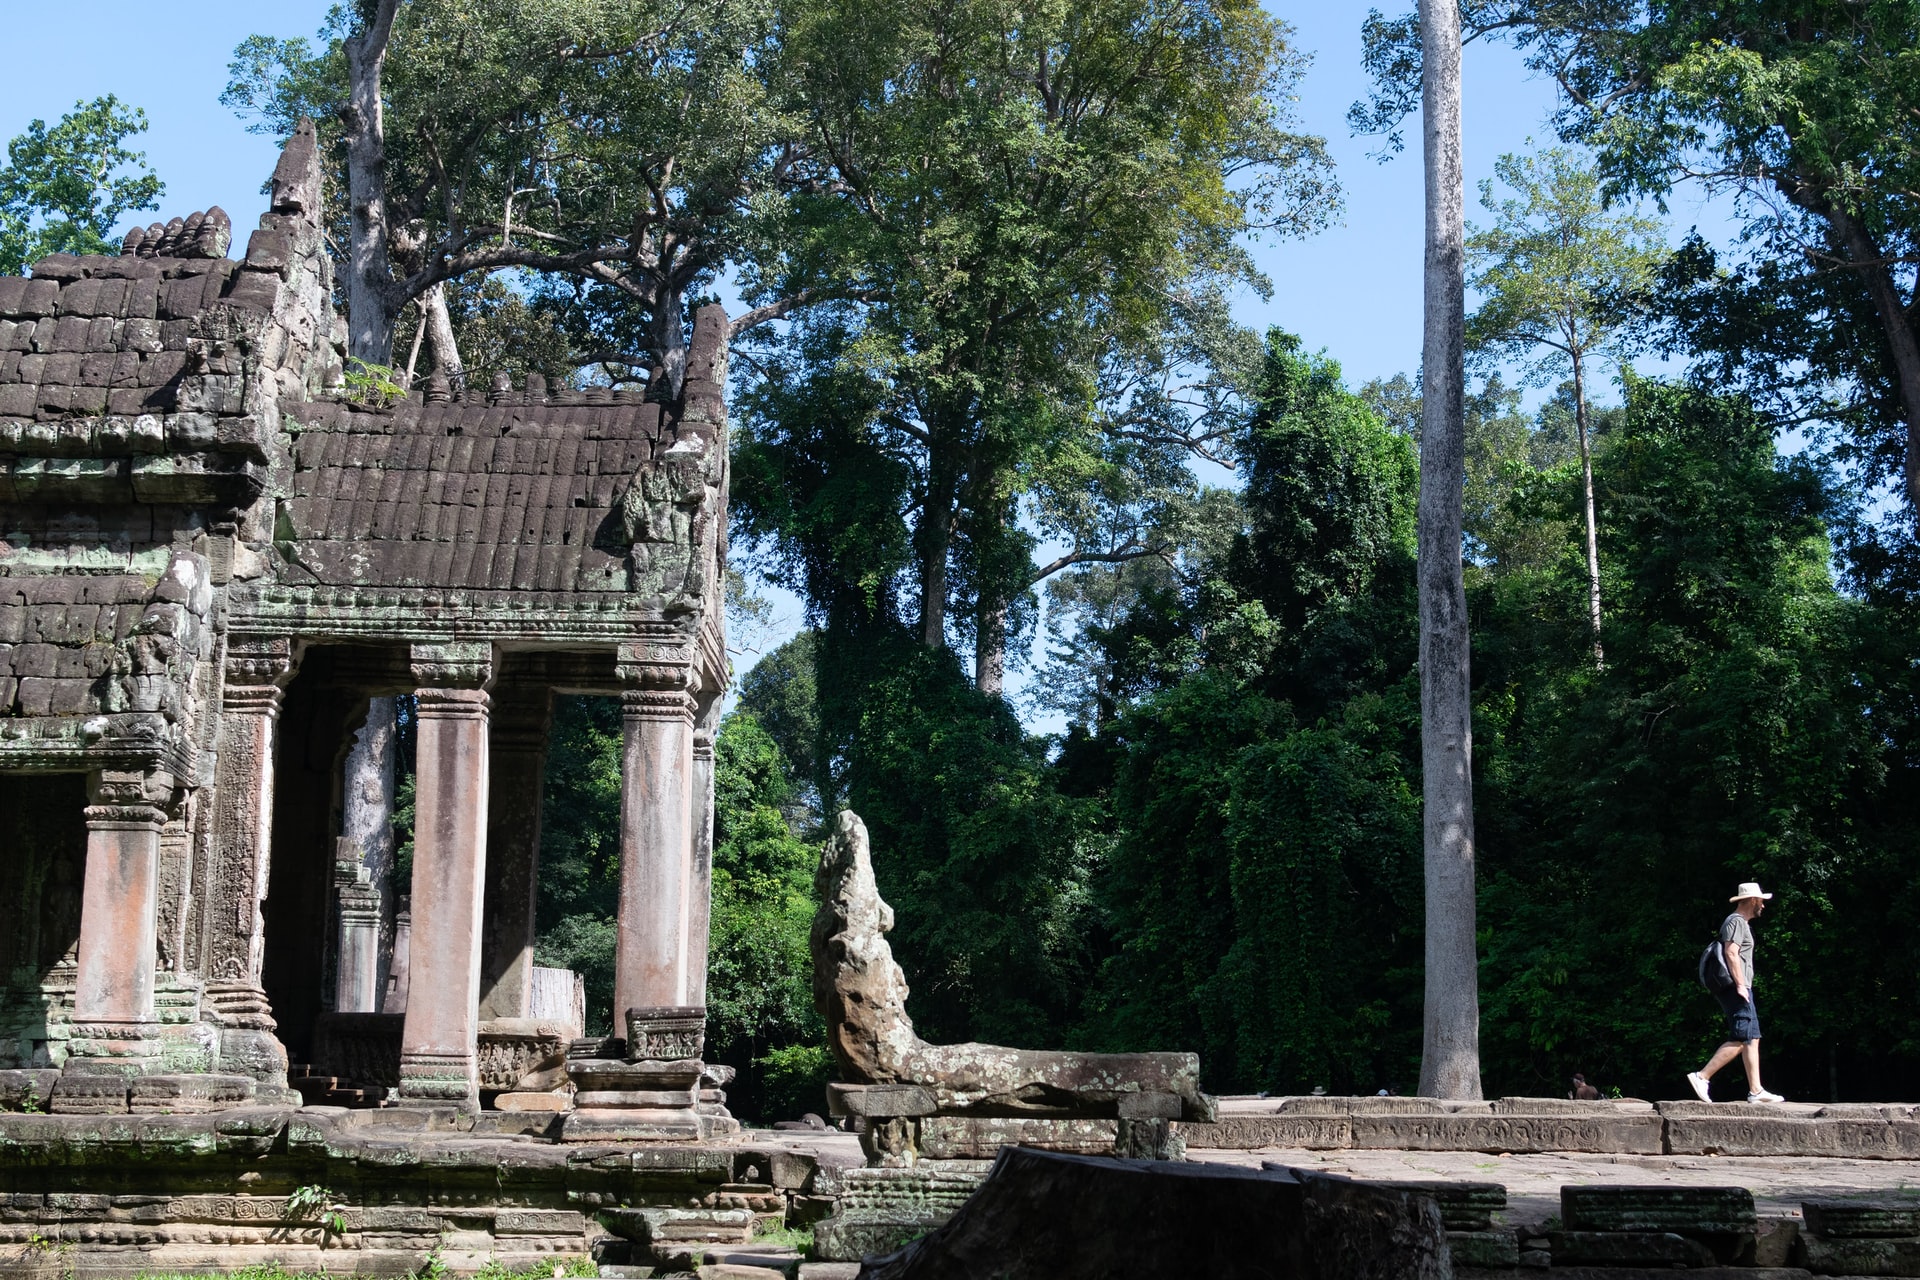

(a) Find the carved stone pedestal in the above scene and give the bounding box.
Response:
[559,1007,737,1142]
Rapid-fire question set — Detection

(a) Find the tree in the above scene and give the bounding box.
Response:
[760,0,1337,690]
[1356,1,1920,511]
[1416,0,1482,1101]
[0,97,163,276]
[227,0,812,381]
[1467,147,1665,661]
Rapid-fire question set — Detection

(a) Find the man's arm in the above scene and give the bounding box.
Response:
[1723,941,1748,997]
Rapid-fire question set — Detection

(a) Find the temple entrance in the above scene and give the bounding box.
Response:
[0,772,87,1069]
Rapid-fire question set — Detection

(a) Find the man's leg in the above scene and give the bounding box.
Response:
[1742,1039,1763,1092]
[1698,1041,1744,1079]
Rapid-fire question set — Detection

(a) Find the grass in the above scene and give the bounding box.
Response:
[749,1222,814,1252]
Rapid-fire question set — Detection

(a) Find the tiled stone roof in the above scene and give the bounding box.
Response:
[279,393,673,594]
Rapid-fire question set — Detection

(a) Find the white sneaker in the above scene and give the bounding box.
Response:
[1687,1071,1712,1103]
[1749,1089,1784,1103]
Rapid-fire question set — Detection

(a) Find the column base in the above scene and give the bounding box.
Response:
[203,982,293,1092]
[398,1050,478,1106]
[61,1021,164,1077]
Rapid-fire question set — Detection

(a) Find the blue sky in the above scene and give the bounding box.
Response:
[4,2,1746,724]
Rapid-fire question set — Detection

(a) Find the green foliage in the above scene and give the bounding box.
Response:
[534,697,624,1033]
[706,712,825,1120]
[0,96,164,275]
[284,1185,345,1236]
[1466,147,1666,386]
[340,359,408,408]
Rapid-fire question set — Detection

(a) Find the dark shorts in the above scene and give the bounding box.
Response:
[1714,987,1762,1042]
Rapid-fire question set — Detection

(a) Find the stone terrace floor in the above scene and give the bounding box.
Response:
[1191,1145,1920,1227]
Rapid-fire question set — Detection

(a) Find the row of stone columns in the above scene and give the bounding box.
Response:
[58,634,719,1114]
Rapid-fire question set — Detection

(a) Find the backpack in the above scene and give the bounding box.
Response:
[1697,937,1734,992]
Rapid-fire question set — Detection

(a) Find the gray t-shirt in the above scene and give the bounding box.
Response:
[1720,912,1755,989]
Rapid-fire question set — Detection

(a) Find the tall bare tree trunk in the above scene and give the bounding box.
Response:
[975,602,1006,694]
[342,0,402,365]
[341,698,400,1009]
[1572,353,1604,666]
[1416,0,1482,1101]
[420,282,466,391]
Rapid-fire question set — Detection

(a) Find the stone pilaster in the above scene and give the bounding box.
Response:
[612,640,699,1025]
[333,845,384,1014]
[398,641,494,1106]
[687,706,719,1009]
[478,687,553,1021]
[63,769,173,1077]
[200,637,295,1086]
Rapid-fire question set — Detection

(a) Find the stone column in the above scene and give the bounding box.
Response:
[478,686,552,1021]
[612,641,698,1026]
[686,695,721,1009]
[397,641,494,1105]
[201,637,295,1086]
[334,844,384,1013]
[64,769,173,1076]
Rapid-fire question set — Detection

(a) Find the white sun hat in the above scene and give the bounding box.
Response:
[1730,882,1774,902]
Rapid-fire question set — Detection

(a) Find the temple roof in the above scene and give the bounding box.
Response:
[279,393,674,594]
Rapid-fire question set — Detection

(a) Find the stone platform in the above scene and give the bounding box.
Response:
[0,1108,856,1278]
[1183,1095,1920,1159]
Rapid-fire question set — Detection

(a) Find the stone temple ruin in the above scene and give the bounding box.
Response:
[0,120,734,1132]
[8,123,1920,1280]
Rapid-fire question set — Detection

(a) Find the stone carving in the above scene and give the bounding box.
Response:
[626,1006,706,1063]
[811,810,1213,1145]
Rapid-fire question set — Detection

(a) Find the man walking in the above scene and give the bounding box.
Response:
[1687,883,1784,1103]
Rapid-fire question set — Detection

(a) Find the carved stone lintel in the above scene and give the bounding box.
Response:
[410,640,495,690]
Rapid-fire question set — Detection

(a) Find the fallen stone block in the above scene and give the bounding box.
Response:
[1550,1229,1720,1267]
[0,1070,57,1113]
[1562,1184,1756,1235]
[1804,1201,1920,1238]
[1388,1180,1507,1230]
[1447,1229,1519,1268]
[1799,1234,1920,1276]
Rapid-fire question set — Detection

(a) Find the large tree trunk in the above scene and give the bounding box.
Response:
[342,0,402,365]
[1820,200,1920,506]
[975,601,1007,695]
[1415,0,1482,1102]
[421,282,466,391]
[649,284,689,400]
[1572,353,1604,667]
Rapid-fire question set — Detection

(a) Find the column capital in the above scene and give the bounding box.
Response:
[410,640,496,689]
[618,639,695,722]
[88,769,172,823]
[224,636,296,691]
[692,732,715,761]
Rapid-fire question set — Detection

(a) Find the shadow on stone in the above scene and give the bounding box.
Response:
[852,1146,1449,1280]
